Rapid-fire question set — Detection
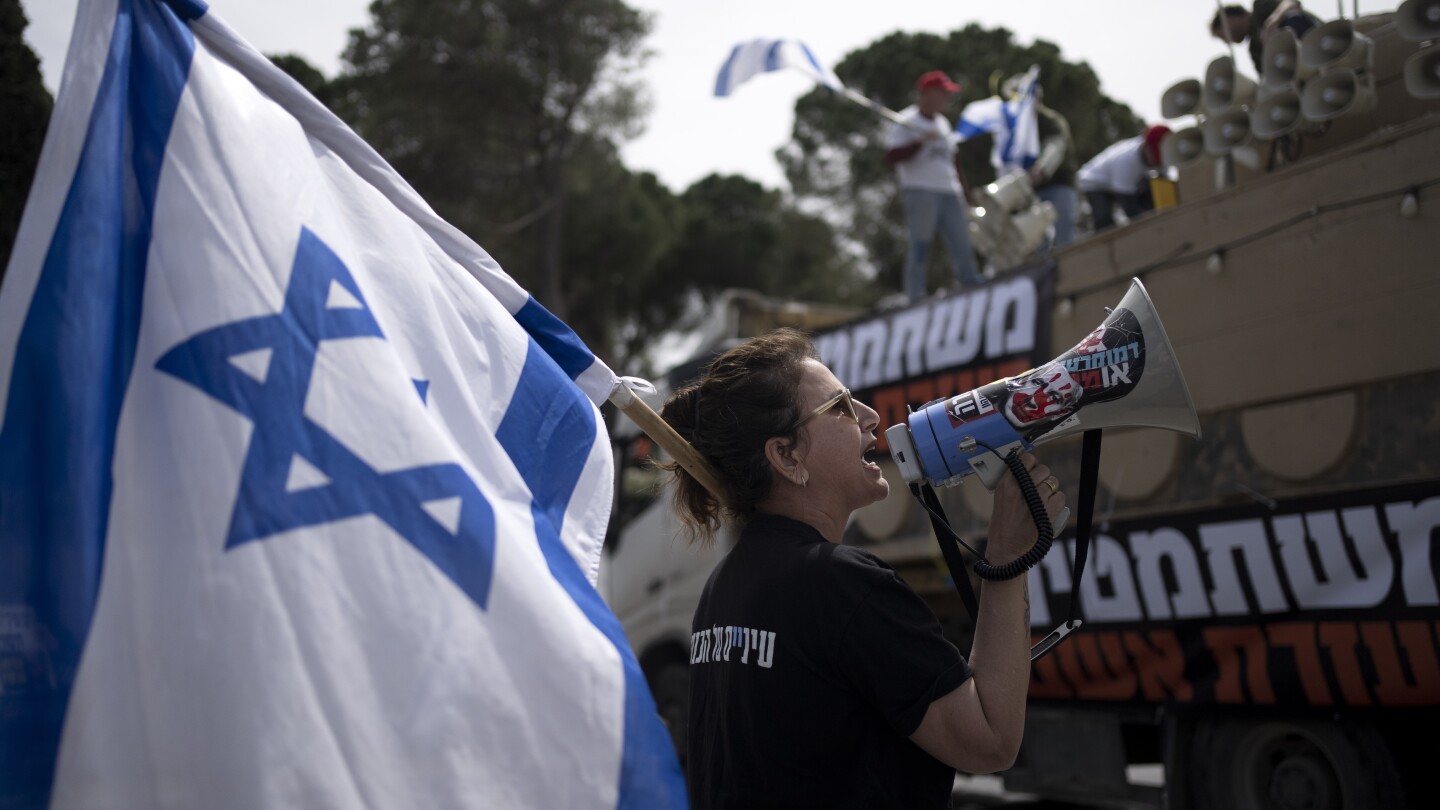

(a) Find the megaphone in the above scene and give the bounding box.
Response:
[1300,19,1374,73]
[1396,0,1440,41]
[1161,78,1204,118]
[974,172,1035,216]
[1010,202,1056,253]
[886,277,1200,491]
[1160,125,1206,169]
[1202,107,1253,154]
[1301,69,1377,121]
[1251,88,1310,138]
[1261,30,1316,95]
[969,174,1055,271]
[1203,55,1258,113]
[1405,46,1440,98]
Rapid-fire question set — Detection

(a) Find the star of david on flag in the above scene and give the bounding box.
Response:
[0,0,685,807]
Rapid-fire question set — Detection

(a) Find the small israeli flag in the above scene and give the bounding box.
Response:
[956,64,1042,176]
[714,38,843,97]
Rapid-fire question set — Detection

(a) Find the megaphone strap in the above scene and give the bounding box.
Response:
[909,433,1105,662]
[911,482,981,620]
[1070,430,1103,625]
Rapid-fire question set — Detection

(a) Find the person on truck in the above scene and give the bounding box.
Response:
[1076,124,1171,233]
[884,70,986,303]
[1210,2,1323,75]
[1000,72,1080,252]
[659,328,1066,810]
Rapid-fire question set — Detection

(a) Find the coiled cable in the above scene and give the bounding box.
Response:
[972,447,1052,581]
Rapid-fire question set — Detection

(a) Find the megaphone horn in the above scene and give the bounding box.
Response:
[1202,107,1252,154]
[1300,19,1374,73]
[1203,55,1259,113]
[1009,202,1056,255]
[1161,78,1203,119]
[1251,88,1311,139]
[1301,69,1377,121]
[1160,126,1206,169]
[982,172,1036,214]
[1405,46,1440,99]
[1396,0,1440,42]
[1261,29,1315,94]
[886,277,1200,491]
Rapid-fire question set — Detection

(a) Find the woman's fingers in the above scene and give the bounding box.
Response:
[1046,487,1067,523]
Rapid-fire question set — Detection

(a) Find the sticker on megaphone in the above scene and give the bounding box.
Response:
[887,308,1148,491]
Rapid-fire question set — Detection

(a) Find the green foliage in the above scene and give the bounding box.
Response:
[779,24,1144,288]
[663,174,871,307]
[560,135,683,370]
[335,0,651,332]
[331,0,864,371]
[0,0,53,280]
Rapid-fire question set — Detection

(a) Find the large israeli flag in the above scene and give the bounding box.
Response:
[955,65,1042,176]
[0,0,685,807]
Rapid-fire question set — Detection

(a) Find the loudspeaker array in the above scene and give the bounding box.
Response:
[1155,13,1408,167]
[1397,0,1440,99]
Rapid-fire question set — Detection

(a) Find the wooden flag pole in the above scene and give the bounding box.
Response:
[609,382,732,508]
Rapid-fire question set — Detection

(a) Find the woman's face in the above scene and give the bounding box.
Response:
[791,359,889,511]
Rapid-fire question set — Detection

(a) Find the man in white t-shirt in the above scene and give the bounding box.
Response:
[884,70,983,302]
[1076,124,1171,233]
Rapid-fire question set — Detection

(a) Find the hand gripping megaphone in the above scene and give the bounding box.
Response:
[885,278,1200,657]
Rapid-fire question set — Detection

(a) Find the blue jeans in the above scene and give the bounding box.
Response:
[1085,190,1150,232]
[902,188,983,302]
[1035,183,1078,252]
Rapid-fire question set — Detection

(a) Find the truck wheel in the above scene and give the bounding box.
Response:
[1188,718,1402,810]
[647,658,689,772]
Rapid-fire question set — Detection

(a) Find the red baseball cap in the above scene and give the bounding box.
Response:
[1142,124,1173,164]
[917,70,960,93]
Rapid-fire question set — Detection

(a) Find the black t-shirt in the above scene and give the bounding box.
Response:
[686,513,972,810]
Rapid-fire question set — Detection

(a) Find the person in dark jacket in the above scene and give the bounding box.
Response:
[1210,1,1323,74]
[1001,72,1080,251]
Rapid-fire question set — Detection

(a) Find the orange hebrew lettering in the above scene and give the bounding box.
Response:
[1028,634,1076,698]
[1266,622,1332,706]
[1318,623,1372,707]
[1122,630,1193,702]
[1203,626,1275,704]
[1362,621,1440,707]
[1061,632,1137,701]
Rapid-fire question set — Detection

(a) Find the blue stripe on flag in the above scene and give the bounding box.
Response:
[763,40,783,72]
[1000,102,1018,166]
[956,119,987,140]
[497,343,687,810]
[167,0,208,19]
[713,43,741,97]
[514,295,597,382]
[0,0,196,803]
[798,42,825,76]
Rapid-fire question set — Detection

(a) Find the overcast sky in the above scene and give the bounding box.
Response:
[21,0,1396,193]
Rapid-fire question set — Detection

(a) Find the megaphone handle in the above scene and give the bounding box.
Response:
[973,448,1054,581]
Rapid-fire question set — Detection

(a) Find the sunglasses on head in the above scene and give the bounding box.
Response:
[789,388,858,432]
